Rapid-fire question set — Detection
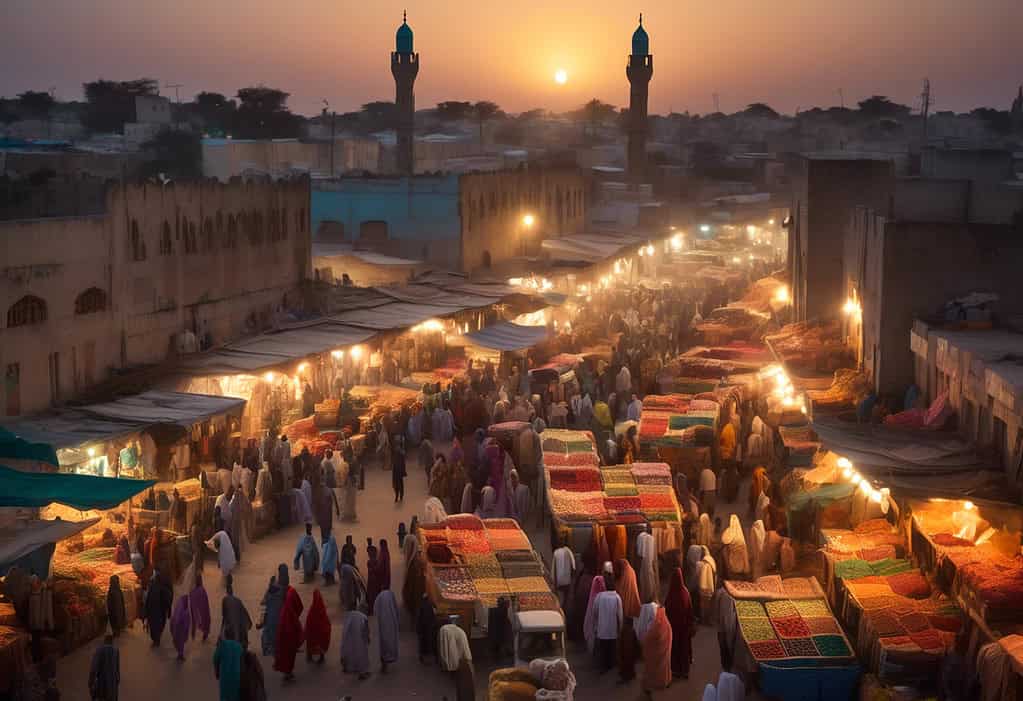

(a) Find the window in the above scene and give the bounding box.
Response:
[159,221,173,255]
[130,219,146,261]
[7,295,47,327]
[75,287,107,315]
[5,363,19,417]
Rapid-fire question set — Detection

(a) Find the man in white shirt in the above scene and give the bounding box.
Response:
[438,618,472,672]
[593,578,623,672]
[552,543,575,608]
[699,467,718,517]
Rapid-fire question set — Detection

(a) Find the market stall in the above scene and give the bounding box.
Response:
[636,395,717,480]
[541,429,683,558]
[417,515,560,634]
[719,575,861,701]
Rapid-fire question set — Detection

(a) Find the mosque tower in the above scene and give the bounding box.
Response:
[391,11,419,175]
[626,14,653,178]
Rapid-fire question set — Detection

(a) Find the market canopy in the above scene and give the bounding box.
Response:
[0,426,58,467]
[0,465,155,510]
[0,391,246,451]
[0,517,100,574]
[462,321,549,351]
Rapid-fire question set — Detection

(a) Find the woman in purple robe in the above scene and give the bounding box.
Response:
[170,595,191,660]
[189,572,212,641]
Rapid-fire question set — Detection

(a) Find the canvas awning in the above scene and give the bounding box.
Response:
[0,517,100,572]
[1,391,245,451]
[330,302,466,330]
[463,322,548,352]
[0,465,156,510]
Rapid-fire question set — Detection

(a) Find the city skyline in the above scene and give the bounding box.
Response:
[3,0,1022,116]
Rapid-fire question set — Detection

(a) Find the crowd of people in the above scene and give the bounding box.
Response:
[84,271,780,701]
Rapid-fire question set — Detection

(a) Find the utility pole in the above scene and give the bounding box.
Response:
[165,83,183,103]
[837,88,844,108]
[712,93,720,113]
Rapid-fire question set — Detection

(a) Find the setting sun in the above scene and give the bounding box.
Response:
[554,69,568,85]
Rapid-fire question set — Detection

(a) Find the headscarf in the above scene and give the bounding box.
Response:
[722,514,749,576]
[593,402,613,430]
[697,513,713,547]
[703,684,719,701]
[277,562,290,589]
[636,601,659,641]
[583,574,607,652]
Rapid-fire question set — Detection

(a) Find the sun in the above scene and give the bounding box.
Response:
[554,69,568,85]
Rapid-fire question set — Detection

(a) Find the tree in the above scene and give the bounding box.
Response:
[576,99,617,140]
[517,108,546,122]
[81,78,158,133]
[472,101,502,152]
[857,95,911,120]
[18,91,55,119]
[139,129,202,179]
[971,108,1013,135]
[359,101,397,130]
[233,86,302,139]
[435,101,473,122]
[743,102,779,119]
[192,91,236,134]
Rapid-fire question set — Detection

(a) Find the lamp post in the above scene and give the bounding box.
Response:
[520,213,536,256]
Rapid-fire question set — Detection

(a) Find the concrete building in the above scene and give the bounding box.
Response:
[920,147,1016,183]
[626,15,653,179]
[391,12,419,176]
[788,154,895,322]
[201,137,380,180]
[911,322,1023,477]
[842,178,1023,395]
[311,167,588,272]
[0,178,311,416]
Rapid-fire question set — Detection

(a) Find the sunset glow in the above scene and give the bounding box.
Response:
[554,69,568,85]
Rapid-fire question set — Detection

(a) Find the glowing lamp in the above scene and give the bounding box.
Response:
[522,213,536,227]
[298,362,309,373]
[963,500,975,511]
[646,244,655,256]
[263,372,275,383]
[870,489,883,504]
[851,474,862,486]
[331,350,344,360]
[87,447,96,457]
[768,219,775,225]
[351,345,363,360]
[700,224,710,233]
[858,480,871,495]
[774,286,790,304]
[836,457,852,469]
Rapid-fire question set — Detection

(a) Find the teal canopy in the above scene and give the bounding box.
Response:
[0,465,155,511]
[0,427,58,467]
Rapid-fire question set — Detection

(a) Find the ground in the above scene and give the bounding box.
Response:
[56,451,752,701]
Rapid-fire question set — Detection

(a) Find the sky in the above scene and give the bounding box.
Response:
[4,0,1022,117]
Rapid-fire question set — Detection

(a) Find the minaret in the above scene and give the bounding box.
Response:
[391,11,419,176]
[626,14,653,179]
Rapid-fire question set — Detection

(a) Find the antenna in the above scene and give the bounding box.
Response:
[837,88,844,109]
[712,93,720,113]
[165,83,184,103]
[920,79,931,144]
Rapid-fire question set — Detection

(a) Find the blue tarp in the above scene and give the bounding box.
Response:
[0,465,155,510]
[0,427,58,466]
[463,322,549,352]
[758,661,861,701]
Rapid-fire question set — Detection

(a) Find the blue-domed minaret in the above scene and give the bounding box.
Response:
[391,11,419,175]
[626,14,653,178]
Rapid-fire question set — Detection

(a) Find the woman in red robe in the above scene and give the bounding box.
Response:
[664,567,695,679]
[274,586,304,681]
[641,607,673,691]
[304,590,330,663]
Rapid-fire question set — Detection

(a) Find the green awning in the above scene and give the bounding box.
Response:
[0,427,58,467]
[0,465,155,510]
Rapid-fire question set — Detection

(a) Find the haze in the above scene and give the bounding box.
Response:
[4,0,1022,115]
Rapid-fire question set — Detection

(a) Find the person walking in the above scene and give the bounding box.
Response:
[213,633,243,701]
[293,524,320,583]
[593,577,623,672]
[391,434,407,502]
[143,569,172,647]
[376,588,400,673]
[321,530,339,585]
[665,568,695,679]
[88,634,119,701]
[189,572,212,642]
[220,575,252,650]
[273,586,304,682]
[105,575,126,638]
[340,609,371,681]
[304,590,331,664]
[258,565,286,657]
[170,594,191,660]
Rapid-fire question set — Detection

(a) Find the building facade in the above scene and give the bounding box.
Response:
[0,178,311,416]
[311,168,588,273]
[788,154,895,322]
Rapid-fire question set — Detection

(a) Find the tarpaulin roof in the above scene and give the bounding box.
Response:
[0,517,100,571]
[1,391,245,451]
[179,324,375,374]
[330,302,467,330]
[0,427,58,467]
[463,322,549,351]
[540,233,644,263]
[0,465,155,510]
[373,285,499,308]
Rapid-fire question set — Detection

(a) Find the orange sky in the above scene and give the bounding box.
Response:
[3,0,1022,116]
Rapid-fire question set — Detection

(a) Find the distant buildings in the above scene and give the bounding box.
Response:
[0,178,310,416]
[201,137,380,180]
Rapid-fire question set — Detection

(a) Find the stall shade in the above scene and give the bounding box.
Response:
[0,517,100,576]
[0,465,156,510]
[463,322,550,352]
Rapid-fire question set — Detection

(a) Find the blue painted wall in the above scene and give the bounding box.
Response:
[311,176,461,243]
